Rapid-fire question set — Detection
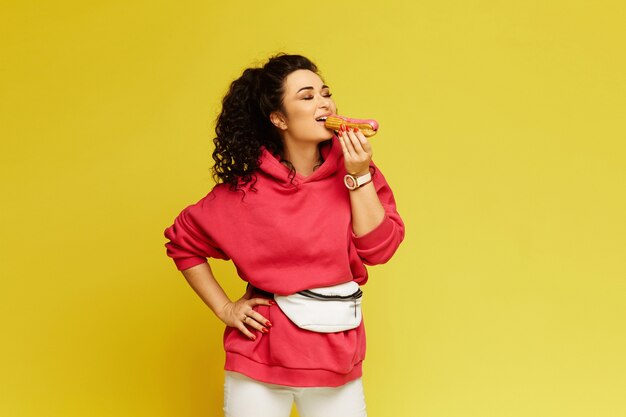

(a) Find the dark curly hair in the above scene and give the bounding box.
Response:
[211,53,329,194]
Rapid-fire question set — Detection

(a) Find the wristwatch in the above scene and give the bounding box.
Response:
[344,171,372,190]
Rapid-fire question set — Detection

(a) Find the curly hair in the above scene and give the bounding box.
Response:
[211,53,328,194]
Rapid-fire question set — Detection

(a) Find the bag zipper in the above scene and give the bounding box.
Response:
[297,288,363,301]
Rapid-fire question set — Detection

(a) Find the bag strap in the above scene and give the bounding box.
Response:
[297,288,363,301]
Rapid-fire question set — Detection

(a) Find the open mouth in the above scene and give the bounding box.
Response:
[315,116,328,122]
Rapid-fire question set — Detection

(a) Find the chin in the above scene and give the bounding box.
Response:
[320,129,335,140]
[307,133,333,143]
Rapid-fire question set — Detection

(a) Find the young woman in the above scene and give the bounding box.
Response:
[163,53,405,417]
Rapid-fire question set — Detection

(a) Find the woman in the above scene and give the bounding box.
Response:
[163,53,405,417]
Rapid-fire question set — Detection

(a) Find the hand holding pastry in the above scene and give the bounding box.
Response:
[336,124,372,176]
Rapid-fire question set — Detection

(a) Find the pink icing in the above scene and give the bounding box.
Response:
[331,114,379,131]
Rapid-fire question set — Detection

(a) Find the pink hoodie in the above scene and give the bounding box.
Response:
[163,135,405,387]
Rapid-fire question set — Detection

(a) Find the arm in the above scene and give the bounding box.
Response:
[180,262,273,340]
[164,199,272,339]
[339,127,405,265]
[348,169,386,237]
[338,126,385,236]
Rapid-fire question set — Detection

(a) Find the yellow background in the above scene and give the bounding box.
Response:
[1,1,625,416]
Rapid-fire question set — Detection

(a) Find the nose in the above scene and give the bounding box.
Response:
[319,94,332,109]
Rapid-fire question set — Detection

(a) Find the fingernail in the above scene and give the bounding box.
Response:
[269,300,275,305]
[261,327,269,333]
[353,127,358,132]
[250,335,256,341]
[265,321,272,327]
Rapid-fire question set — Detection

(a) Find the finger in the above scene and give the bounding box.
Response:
[246,309,272,328]
[242,302,271,330]
[337,130,351,157]
[237,321,257,340]
[348,128,372,156]
[345,128,365,154]
[241,310,267,331]
[242,315,267,333]
[353,129,371,152]
[251,297,274,307]
[341,126,357,156]
[244,298,273,326]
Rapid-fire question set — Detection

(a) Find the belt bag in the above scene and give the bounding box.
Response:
[274,281,363,333]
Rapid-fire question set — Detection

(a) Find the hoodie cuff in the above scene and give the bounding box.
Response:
[174,257,208,271]
[351,214,394,250]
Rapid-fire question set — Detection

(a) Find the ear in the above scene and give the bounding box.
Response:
[270,111,288,130]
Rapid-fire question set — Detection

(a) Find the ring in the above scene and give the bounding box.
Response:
[242,315,248,323]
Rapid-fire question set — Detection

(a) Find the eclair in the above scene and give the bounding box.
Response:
[324,114,379,137]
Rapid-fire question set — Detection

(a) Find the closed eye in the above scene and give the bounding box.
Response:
[304,93,333,100]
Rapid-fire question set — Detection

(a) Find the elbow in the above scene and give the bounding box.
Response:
[352,213,405,265]
[357,230,405,266]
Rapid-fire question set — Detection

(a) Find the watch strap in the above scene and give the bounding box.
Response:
[344,171,372,190]
[354,171,372,187]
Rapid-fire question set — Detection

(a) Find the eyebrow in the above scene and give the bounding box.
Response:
[296,85,330,94]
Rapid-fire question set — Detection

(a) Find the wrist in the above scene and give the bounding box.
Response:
[344,169,373,190]
[349,165,371,176]
[217,300,233,322]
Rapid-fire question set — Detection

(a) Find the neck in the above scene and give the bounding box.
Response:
[281,140,323,176]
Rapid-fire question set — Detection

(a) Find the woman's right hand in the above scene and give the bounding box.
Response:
[217,285,274,340]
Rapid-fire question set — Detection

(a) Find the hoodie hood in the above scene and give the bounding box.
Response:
[257,135,343,188]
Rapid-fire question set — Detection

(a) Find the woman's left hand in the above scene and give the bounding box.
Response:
[337,125,372,175]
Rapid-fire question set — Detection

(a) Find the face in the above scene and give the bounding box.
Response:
[270,69,338,144]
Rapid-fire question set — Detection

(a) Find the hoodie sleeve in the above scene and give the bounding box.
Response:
[163,196,230,271]
[351,162,405,265]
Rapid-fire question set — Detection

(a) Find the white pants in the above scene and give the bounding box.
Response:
[223,371,367,417]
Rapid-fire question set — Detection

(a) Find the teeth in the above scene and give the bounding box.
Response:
[316,116,328,121]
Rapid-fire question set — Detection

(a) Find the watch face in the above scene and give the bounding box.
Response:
[344,175,357,190]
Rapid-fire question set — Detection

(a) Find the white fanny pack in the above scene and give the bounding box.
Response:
[274,281,363,333]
